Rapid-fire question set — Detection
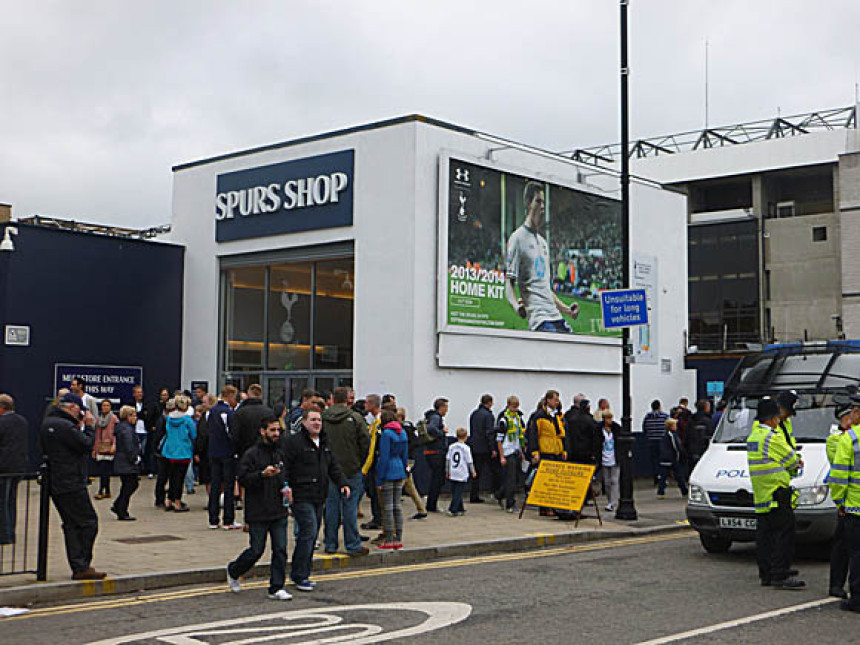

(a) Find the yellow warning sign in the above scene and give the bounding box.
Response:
[525,460,596,511]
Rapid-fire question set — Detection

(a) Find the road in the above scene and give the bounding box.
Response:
[3,530,857,644]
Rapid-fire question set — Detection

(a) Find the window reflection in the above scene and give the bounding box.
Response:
[268,263,312,370]
[225,267,265,371]
[314,259,354,370]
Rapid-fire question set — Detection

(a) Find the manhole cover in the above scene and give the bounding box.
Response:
[114,535,184,545]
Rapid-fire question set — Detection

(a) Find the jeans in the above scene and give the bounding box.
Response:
[184,461,196,493]
[52,488,99,574]
[425,452,446,512]
[209,457,237,526]
[657,462,689,495]
[381,479,405,542]
[648,440,662,483]
[535,318,572,333]
[756,487,796,583]
[291,502,322,584]
[229,517,288,594]
[495,452,521,509]
[449,480,466,513]
[114,475,139,517]
[831,514,849,591]
[324,473,364,553]
[0,477,20,544]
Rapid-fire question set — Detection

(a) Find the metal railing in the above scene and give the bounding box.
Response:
[0,466,50,581]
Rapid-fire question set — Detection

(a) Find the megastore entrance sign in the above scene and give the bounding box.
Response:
[215,149,354,242]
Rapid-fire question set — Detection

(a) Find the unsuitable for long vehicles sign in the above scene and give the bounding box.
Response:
[600,288,648,329]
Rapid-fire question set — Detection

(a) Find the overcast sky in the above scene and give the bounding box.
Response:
[2,0,858,228]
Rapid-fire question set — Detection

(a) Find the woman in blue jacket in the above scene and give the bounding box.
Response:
[375,409,409,550]
[162,396,197,512]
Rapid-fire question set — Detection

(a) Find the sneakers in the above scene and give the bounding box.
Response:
[656,494,666,499]
[605,503,615,512]
[361,521,381,530]
[348,547,370,557]
[506,506,518,514]
[410,513,428,520]
[223,522,244,531]
[208,523,220,530]
[294,580,314,592]
[370,533,386,545]
[772,578,806,590]
[118,515,137,521]
[377,542,396,550]
[268,589,293,601]
[226,567,241,593]
[447,510,464,517]
[392,541,404,550]
[71,568,106,581]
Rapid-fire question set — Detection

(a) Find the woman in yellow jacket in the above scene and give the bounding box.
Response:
[530,390,566,516]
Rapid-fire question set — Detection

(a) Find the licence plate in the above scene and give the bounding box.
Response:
[719,516,757,529]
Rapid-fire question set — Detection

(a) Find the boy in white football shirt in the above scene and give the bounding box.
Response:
[446,427,476,516]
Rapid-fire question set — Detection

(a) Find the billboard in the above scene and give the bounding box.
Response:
[440,156,622,338]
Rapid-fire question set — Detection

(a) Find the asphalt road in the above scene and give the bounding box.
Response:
[3,530,857,644]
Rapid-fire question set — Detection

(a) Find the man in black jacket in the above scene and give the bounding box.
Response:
[226,416,292,600]
[229,384,273,459]
[686,399,714,477]
[423,398,449,513]
[468,394,498,503]
[564,395,600,465]
[40,393,105,580]
[0,394,29,544]
[282,409,349,592]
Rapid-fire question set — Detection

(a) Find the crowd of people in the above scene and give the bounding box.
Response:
[0,381,713,600]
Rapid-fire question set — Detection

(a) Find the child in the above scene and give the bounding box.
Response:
[446,427,476,516]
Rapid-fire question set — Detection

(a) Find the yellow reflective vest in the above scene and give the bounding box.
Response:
[828,427,860,515]
[746,420,800,514]
[361,415,381,476]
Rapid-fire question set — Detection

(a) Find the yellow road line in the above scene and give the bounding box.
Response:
[10,530,692,621]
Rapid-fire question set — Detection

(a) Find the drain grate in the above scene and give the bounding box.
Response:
[114,535,184,545]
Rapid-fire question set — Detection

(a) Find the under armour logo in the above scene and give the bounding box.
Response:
[455,168,470,182]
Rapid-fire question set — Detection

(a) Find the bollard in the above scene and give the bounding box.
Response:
[614,428,638,521]
[36,463,50,581]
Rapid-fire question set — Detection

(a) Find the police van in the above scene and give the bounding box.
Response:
[686,341,860,553]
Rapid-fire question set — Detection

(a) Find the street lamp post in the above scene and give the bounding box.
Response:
[615,0,638,521]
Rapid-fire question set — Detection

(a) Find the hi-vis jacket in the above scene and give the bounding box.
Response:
[827,427,860,515]
[746,420,800,514]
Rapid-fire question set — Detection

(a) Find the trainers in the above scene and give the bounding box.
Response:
[268,589,292,601]
[605,503,615,512]
[348,547,370,557]
[361,521,381,530]
[446,510,457,516]
[773,578,805,590]
[223,522,244,531]
[371,533,386,544]
[71,568,106,581]
[392,541,404,550]
[377,542,396,550]
[410,513,427,520]
[656,494,666,499]
[226,567,240,593]
[507,506,518,514]
[208,523,220,530]
[294,580,314,592]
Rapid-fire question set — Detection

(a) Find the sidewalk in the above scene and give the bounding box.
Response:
[0,477,689,605]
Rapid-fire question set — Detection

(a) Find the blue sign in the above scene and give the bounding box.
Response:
[215,149,354,242]
[707,381,725,396]
[600,289,648,329]
[54,363,143,405]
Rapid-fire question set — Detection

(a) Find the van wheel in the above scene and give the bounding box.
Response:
[700,533,732,554]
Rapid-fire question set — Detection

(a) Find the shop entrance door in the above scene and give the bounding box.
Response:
[259,374,352,410]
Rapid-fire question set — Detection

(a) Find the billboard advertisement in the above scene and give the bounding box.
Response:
[441,156,622,338]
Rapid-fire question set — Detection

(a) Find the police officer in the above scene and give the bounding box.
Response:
[827,402,853,599]
[776,390,799,449]
[747,398,804,589]
[829,396,860,611]
[40,392,105,580]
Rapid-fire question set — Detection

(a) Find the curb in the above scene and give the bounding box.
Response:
[0,523,691,607]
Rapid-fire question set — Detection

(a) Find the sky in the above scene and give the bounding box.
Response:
[2,0,859,228]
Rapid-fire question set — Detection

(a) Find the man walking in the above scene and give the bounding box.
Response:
[282,409,349,592]
[747,398,804,590]
[468,394,497,503]
[208,385,241,530]
[40,393,105,579]
[226,416,292,601]
[0,394,29,544]
[423,398,449,513]
[322,387,370,556]
[642,400,669,486]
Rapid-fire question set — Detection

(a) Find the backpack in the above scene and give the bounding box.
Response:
[415,418,434,445]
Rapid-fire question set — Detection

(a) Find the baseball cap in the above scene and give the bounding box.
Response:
[60,392,84,408]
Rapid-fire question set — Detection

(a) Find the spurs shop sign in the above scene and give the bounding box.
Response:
[215,149,354,242]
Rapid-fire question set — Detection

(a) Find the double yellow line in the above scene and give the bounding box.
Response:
[9,530,692,622]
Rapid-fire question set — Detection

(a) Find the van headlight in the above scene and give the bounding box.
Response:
[689,485,707,504]
[795,485,829,506]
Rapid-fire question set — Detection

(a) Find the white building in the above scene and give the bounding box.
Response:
[169,115,694,427]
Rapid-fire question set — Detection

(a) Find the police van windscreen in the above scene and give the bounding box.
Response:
[713,397,837,444]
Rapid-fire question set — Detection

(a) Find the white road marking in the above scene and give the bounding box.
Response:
[636,597,840,645]
[86,601,472,645]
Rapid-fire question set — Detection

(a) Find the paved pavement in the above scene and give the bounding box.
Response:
[0,477,687,591]
[2,529,855,644]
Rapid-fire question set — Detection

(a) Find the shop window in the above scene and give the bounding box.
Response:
[225,267,265,371]
[314,259,354,370]
[267,263,312,370]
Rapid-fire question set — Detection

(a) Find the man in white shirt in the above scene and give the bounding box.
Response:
[71,377,98,418]
[505,182,579,333]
